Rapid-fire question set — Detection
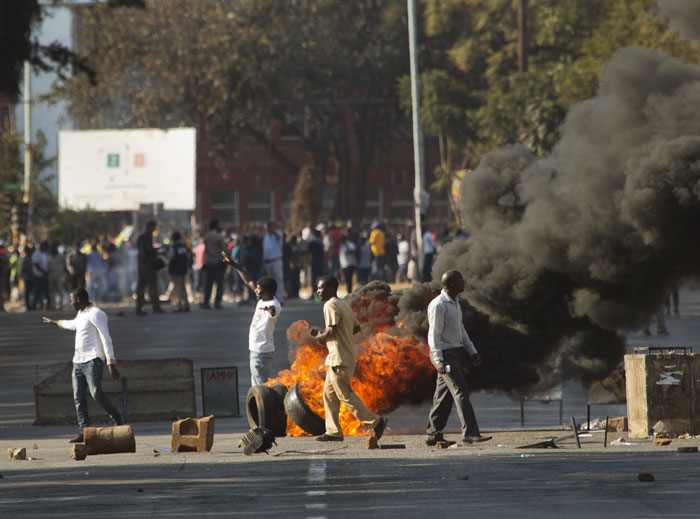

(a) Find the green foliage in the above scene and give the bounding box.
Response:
[49,208,120,245]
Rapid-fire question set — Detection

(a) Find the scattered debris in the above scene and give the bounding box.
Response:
[678,446,699,453]
[497,444,508,448]
[136,488,144,493]
[32,443,38,450]
[84,425,136,455]
[677,433,694,439]
[520,454,534,458]
[239,427,276,455]
[456,474,470,480]
[144,443,171,454]
[610,437,639,446]
[653,437,672,446]
[172,416,215,453]
[652,420,688,438]
[366,436,378,450]
[71,444,87,461]
[116,312,126,317]
[436,440,455,449]
[638,473,655,482]
[7,448,26,461]
[379,444,406,449]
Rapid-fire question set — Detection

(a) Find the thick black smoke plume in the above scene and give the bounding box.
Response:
[419,3,700,389]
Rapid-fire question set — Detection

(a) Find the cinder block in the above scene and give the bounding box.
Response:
[71,444,87,461]
[171,415,215,452]
[8,448,26,460]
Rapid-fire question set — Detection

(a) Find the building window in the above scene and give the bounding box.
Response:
[248,189,272,223]
[211,188,238,226]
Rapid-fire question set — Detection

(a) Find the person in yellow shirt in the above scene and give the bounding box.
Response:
[369,223,386,282]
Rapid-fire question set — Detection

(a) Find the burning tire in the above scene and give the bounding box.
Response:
[246,385,287,437]
[283,381,325,436]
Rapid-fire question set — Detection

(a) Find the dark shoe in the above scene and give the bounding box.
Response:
[214,304,224,309]
[425,433,445,446]
[184,307,190,312]
[463,435,492,444]
[68,432,84,443]
[658,329,670,336]
[199,303,211,309]
[111,415,124,426]
[136,310,147,316]
[373,416,388,440]
[315,434,343,442]
[153,308,165,314]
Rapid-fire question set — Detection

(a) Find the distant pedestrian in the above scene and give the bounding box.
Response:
[339,234,357,295]
[308,230,325,297]
[42,288,124,444]
[136,221,163,315]
[425,270,491,446]
[369,223,386,281]
[168,231,191,312]
[422,225,436,283]
[66,241,87,290]
[86,242,106,302]
[48,242,67,310]
[262,221,285,304]
[32,241,51,310]
[201,220,226,309]
[311,275,388,442]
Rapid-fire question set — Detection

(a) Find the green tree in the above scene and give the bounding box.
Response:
[53,0,411,224]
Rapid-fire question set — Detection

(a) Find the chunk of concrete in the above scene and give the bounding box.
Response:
[84,425,136,455]
[171,415,215,453]
[606,417,628,432]
[71,444,87,461]
[7,448,26,460]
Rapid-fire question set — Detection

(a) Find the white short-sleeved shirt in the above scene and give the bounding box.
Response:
[249,297,281,353]
[58,305,116,364]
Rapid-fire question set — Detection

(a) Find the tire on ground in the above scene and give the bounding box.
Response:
[269,383,288,401]
[283,381,325,436]
[246,385,287,437]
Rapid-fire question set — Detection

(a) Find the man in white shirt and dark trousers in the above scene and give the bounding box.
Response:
[223,254,281,385]
[425,270,491,446]
[43,288,123,443]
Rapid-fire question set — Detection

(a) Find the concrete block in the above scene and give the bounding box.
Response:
[7,448,26,460]
[84,425,136,454]
[606,416,628,432]
[171,415,215,453]
[33,358,197,425]
[71,444,87,461]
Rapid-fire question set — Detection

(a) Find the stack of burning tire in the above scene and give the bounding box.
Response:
[246,381,325,436]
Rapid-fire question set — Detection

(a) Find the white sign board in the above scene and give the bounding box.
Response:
[58,128,196,211]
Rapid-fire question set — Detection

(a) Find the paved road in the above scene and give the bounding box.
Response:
[2,292,700,517]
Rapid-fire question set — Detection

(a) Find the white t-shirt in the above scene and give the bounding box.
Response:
[58,304,117,364]
[249,297,282,353]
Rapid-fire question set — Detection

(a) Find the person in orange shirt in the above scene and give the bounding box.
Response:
[369,223,386,282]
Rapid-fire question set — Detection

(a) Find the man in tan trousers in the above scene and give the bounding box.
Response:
[312,275,388,442]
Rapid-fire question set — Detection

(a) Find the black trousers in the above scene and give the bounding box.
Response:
[426,348,480,439]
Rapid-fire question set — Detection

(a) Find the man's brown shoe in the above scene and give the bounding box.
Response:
[68,433,84,443]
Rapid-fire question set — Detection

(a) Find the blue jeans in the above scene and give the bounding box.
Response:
[249,351,274,386]
[72,358,122,431]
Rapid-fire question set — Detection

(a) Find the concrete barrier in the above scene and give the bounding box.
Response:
[33,358,196,425]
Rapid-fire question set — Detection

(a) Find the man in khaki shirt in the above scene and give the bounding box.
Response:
[312,276,388,441]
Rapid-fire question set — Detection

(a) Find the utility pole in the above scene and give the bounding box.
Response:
[407,0,425,274]
[23,60,33,240]
[517,0,528,73]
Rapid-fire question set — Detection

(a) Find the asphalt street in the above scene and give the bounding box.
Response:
[1,290,700,517]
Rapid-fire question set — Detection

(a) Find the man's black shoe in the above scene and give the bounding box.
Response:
[425,434,445,446]
[111,416,124,426]
[373,417,388,440]
[68,433,84,444]
[136,310,147,316]
[315,434,344,442]
[153,308,165,314]
[462,435,492,444]
[214,304,224,309]
[199,303,211,309]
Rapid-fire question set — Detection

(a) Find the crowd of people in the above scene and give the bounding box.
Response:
[0,220,470,313]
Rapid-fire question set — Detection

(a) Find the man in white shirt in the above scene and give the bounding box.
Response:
[223,254,281,386]
[422,226,437,282]
[425,270,491,446]
[43,288,123,443]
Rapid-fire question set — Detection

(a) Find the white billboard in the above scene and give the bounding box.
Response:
[58,128,196,211]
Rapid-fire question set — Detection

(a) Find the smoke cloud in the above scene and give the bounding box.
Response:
[424,3,700,388]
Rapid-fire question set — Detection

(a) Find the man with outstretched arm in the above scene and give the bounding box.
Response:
[425,269,491,446]
[43,288,123,443]
[312,275,388,442]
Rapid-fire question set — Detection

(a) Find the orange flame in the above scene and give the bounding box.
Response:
[268,296,434,436]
